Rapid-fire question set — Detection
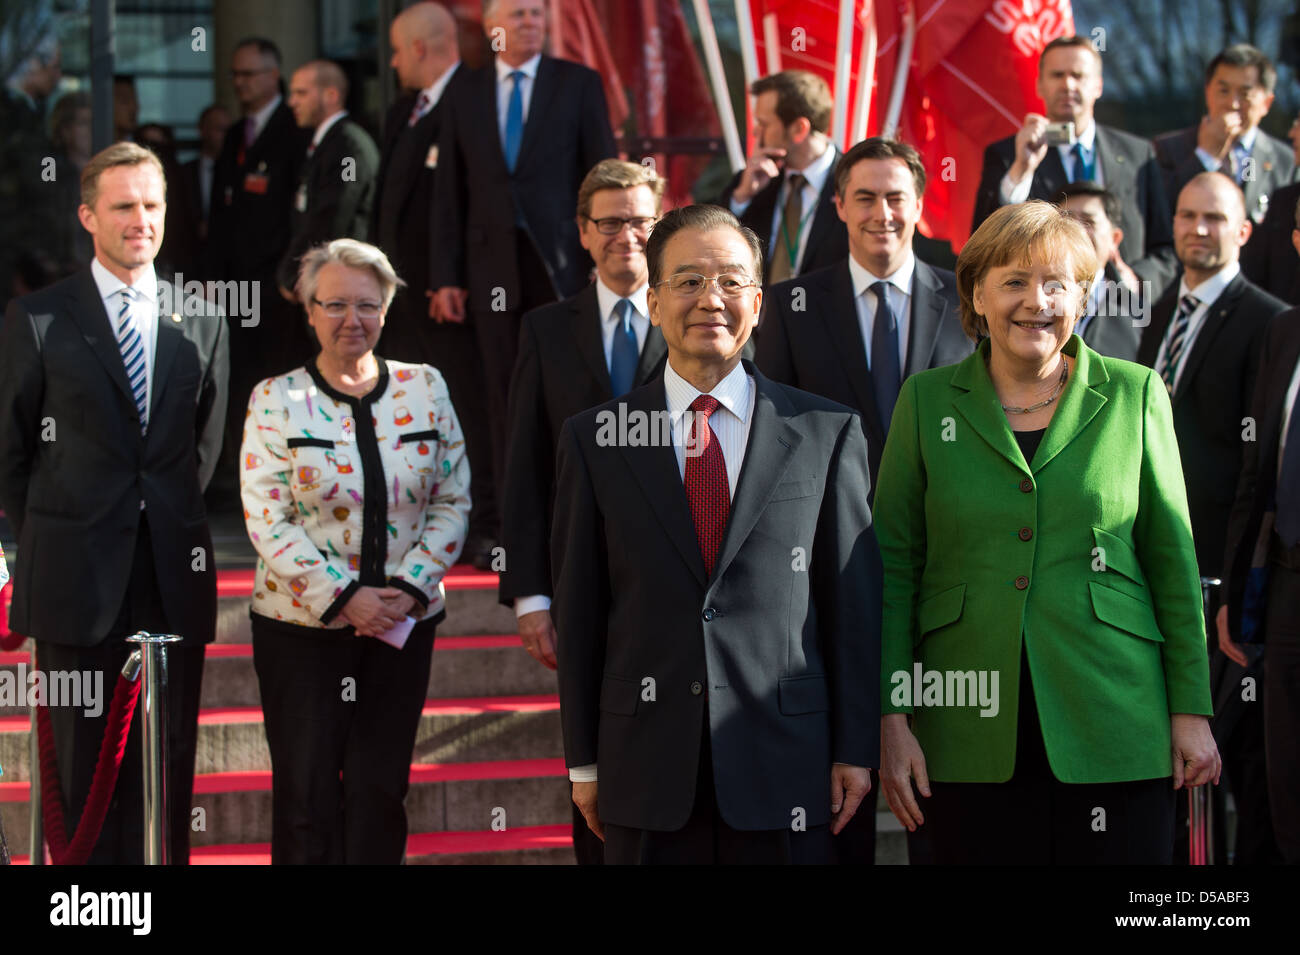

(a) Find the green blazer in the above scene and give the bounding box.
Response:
[875,335,1213,784]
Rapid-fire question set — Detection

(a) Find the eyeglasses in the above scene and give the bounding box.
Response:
[586,216,655,235]
[655,273,758,299]
[311,298,382,319]
[230,68,274,80]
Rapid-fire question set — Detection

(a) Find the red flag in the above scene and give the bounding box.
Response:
[549,0,630,132]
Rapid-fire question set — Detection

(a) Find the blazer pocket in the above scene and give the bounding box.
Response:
[1089,581,1164,642]
[778,674,829,715]
[1091,527,1145,585]
[769,478,819,502]
[598,674,640,716]
[916,582,966,644]
[287,437,335,449]
[399,429,441,444]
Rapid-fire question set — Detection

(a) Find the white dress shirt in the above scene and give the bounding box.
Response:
[730,143,836,275]
[848,251,914,372]
[1001,119,1103,204]
[496,53,541,148]
[91,256,159,418]
[1195,125,1258,176]
[310,109,347,151]
[246,94,282,143]
[1153,260,1240,393]
[1075,265,1108,339]
[414,61,461,122]
[569,359,756,783]
[513,279,653,621]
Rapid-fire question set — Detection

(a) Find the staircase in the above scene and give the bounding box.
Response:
[0,516,909,865]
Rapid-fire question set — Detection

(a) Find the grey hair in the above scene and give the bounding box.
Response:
[296,238,406,311]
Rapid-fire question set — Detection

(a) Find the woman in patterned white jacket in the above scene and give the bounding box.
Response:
[239,238,471,864]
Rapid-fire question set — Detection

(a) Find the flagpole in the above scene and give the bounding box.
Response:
[851,1,876,143]
[692,0,746,172]
[763,13,781,74]
[734,0,760,154]
[881,0,916,138]
[831,0,855,148]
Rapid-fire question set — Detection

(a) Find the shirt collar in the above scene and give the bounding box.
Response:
[787,141,836,196]
[663,359,752,426]
[496,53,541,84]
[1087,266,1107,312]
[594,276,649,325]
[1056,119,1097,158]
[91,256,158,307]
[1235,126,1259,153]
[311,110,347,149]
[1179,259,1241,306]
[423,60,461,108]
[847,250,915,300]
[248,94,281,131]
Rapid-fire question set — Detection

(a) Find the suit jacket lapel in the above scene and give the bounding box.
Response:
[515,56,557,172]
[150,282,183,419]
[906,260,945,376]
[822,261,881,428]
[1173,276,1244,406]
[710,365,802,584]
[1137,285,1176,367]
[635,326,667,386]
[950,341,1024,472]
[1032,335,1108,473]
[1034,148,1067,200]
[1094,126,1133,192]
[69,269,137,410]
[799,146,842,266]
[617,379,707,585]
[573,286,613,396]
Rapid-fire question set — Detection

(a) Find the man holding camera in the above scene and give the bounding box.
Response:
[971,34,1175,291]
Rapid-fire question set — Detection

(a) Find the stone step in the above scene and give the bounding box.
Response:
[0,758,573,856]
[0,635,554,717]
[0,694,565,782]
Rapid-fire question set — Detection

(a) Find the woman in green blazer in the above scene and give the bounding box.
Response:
[875,201,1221,864]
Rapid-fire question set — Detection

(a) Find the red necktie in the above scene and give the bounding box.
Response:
[684,395,730,575]
[408,91,432,127]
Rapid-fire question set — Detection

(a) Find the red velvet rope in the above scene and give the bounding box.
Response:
[34,669,141,865]
[0,596,23,651]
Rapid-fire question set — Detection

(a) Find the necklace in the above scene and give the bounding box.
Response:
[999,359,1069,414]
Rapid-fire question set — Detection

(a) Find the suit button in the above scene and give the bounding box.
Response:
[1018,527,1033,541]
[690,681,703,696]
[1015,575,1029,590]
[702,608,716,622]
[1019,478,1033,493]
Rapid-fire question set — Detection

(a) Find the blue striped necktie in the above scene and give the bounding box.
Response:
[1159,293,1199,393]
[116,287,149,431]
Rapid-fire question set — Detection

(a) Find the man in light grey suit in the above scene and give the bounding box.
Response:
[1155,44,1296,227]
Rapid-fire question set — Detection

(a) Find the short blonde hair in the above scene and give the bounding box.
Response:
[81,141,165,209]
[577,159,667,221]
[956,201,1097,341]
[296,238,406,312]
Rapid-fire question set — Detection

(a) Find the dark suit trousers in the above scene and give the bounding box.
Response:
[1263,559,1300,863]
[923,648,1175,864]
[377,296,497,539]
[37,511,205,865]
[603,718,833,865]
[473,231,557,538]
[251,615,435,864]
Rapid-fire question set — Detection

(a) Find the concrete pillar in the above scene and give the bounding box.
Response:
[211,0,319,116]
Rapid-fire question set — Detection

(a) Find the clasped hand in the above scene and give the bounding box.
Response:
[341,585,416,637]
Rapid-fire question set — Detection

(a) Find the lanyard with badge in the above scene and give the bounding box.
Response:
[776,182,815,275]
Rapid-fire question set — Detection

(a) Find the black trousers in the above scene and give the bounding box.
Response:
[923,648,1175,865]
[1263,561,1300,863]
[36,512,205,865]
[251,615,435,864]
[602,719,833,865]
[376,295,497,541]
[472,231,556,540]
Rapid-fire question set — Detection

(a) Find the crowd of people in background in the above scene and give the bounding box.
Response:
[1,0,1299,866]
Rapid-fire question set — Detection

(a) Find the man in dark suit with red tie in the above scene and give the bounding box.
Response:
[430,0,616,558]
[718,70,848,287]
[499,160,669,863]
[552,205,881,864]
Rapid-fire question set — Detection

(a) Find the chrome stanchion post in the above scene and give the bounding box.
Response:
[126,632,181,865]
[1191,576,1222,866]
[28,643,43,865]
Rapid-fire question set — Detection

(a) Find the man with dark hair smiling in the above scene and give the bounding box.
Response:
[552,204,881,864]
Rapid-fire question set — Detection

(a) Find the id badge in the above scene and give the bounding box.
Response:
[425,145,439,169]
[295,183,308,212]
[243,173,269,195]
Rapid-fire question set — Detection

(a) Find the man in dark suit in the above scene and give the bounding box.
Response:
[206,37,310,506]
[170,104,231,283]
[1219,305,1300,864]
[1055,181,1145,361]
[0,143,228,864]
[758,138,971,489]
[372,2,495,565]
[972,35,1175,292]
[718,70,847,286]
[500,160,668,863]
[1138,171,1289,865]
[430,0,616,553]
[276,60,380,299]
[553,204,881,864]
[1155,45,1296,228]
[1242,177,1300,305]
